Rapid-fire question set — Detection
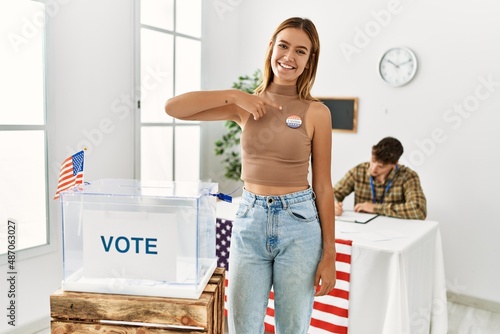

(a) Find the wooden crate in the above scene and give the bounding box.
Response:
[50,268,225,334]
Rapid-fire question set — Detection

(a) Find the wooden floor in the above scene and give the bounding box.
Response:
[35,301,500,333]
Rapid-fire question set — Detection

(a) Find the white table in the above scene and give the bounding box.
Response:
[336,215,448,334]
[217,200,448,334]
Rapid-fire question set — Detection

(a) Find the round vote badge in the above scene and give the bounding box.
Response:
[285,115,302,128]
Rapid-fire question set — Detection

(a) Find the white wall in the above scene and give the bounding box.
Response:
[203,0,500,305]
[200,1,243,194]
[0,0,135,332]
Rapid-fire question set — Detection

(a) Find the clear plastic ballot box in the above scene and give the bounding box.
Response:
[59,179,218,299]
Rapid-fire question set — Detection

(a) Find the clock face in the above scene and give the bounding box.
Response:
[379,47,417,87]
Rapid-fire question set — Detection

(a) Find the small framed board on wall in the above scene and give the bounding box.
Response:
[320,97,358,133]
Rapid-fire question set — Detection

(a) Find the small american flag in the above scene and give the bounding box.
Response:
[216,218,352,333]
[53,150,85,200]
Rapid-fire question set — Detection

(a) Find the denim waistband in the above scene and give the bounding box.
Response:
[241,187,315,209]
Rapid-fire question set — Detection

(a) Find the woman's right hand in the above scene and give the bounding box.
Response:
[165,89,281,123]
[234,90,282,121]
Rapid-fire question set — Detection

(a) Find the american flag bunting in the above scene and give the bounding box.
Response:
[216,218,352,333]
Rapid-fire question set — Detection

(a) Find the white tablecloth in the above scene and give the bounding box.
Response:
[216,200,448,334]
[336,216,448,334]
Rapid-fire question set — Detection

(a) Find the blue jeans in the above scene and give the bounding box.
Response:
[227,188,322,334]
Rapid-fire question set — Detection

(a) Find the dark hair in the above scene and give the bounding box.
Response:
[254,17,320,101]
[372,137,404,164]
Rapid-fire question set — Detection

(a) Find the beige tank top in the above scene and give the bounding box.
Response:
[240,82,312,186]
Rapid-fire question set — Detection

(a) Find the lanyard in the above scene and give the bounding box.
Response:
[370,165,398,204]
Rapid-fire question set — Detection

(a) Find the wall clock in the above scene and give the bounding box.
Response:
[378,47,418,87]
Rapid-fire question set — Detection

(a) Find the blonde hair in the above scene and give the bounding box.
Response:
[254,17,320,101]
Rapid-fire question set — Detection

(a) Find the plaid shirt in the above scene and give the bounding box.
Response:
[334,162,427,220]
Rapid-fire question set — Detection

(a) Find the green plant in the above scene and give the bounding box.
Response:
[214,69,261,181]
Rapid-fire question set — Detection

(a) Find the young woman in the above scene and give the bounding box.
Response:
[165,17,336,334]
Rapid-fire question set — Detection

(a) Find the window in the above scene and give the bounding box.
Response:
[137,0,202,182]
[0,0,47,253]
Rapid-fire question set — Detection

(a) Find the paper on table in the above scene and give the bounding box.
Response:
[336,211,379,224]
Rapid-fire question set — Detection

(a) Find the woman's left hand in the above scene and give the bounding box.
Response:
[313,253,337,296]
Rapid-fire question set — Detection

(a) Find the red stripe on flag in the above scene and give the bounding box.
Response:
[336,239,353,246]
[329,288,349,300]
[224,279,228,317]
[313,300,349,318]
[266,306,275,317]
[57,174,83,190]
[264,322,275,333]
[336,270,350,282]
[269,290,275,300]
[336,252,351,264]
[310,316,348,334]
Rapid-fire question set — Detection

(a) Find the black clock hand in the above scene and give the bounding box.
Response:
[387,59,399,68]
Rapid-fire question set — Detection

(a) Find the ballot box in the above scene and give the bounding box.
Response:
[59,179,218,299]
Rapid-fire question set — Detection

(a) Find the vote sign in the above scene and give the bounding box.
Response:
[82,209,177,281]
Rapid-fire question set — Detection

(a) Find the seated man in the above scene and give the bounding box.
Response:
[334,137,427,220]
